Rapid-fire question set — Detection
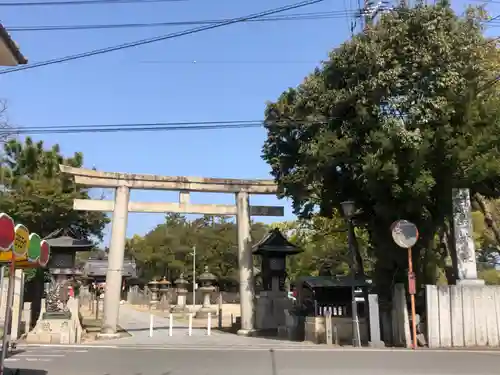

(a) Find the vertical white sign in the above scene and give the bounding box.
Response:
[452,188,479,281]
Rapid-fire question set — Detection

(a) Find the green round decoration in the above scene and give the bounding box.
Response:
[28,233,41,262]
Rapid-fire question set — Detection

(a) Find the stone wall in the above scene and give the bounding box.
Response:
[426,285,500,348]
[304,316,369,345]
[0,269,27,340]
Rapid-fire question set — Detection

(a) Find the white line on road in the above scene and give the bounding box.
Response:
[27,349,88,353]
[24,344,119,349]
[17,354,64,357]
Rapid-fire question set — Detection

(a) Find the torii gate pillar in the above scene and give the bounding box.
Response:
[101,185,130,336]
[236,191,254,336]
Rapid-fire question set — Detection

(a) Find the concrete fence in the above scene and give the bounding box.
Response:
[426,284,500,348]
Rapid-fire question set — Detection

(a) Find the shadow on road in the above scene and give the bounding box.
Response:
[4,368,47,375]
[5,348,27,358]
[124,326,209,332]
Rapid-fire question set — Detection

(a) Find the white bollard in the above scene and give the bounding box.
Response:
[149,313,154,337]
[188,313,193,336]
[169,313,173,337]
[207,313,211,336]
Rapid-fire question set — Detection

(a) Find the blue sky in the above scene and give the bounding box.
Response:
[1,0,494,245]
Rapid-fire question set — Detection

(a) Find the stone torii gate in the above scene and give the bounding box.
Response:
[59,165,283,337]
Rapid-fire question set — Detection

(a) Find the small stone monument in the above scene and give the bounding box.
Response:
[452,188,484,285]
[172,273,189,313]
[26,277,82,344]
[27,228,93,343]
[195,266,216,318]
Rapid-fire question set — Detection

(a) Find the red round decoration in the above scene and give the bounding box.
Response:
[38,240,50,267]
[0,213,15,251]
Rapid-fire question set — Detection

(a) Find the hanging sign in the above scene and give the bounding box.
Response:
[13,224,30,258]
[0,213,15,251]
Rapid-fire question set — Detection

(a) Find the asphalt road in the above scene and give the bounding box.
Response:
[3,346,500,375]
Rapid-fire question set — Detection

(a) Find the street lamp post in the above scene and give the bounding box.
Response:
[341,200,361,348]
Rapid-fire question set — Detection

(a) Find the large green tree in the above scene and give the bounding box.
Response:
[0,137,109,240]
[262,2,500,297]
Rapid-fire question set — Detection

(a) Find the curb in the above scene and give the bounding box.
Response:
[16,343,500,353]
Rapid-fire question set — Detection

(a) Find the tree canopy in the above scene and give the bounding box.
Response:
[0,137,109,240]
[262,2,500,294]
[125,212,378,288]
[126,214,268,288]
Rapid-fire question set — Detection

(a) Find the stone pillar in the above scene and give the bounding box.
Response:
[236,191,255,335]
[452,188,484,285]
[368,294,384,347]
[11,269,24,340]
[100,185,130,337]
[23,302,32,334]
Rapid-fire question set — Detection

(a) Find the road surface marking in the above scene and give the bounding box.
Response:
[17,354,64,357]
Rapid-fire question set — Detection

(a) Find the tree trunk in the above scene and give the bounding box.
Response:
[351,227,366,277]
[473,193,500,244]
[439,226,456,285]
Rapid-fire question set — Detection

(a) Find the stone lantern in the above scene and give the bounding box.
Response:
[148,279,160,305]
[195,266,216,318]
[173,273,189,313]
[158,277,171,310]
[253,228,302,331]
[158,277,170,296]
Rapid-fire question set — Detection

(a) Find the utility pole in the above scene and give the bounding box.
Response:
[192,245,196,310]
[364,0,372,29]
[362,1,393,30]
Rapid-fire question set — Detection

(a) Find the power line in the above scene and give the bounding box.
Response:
[12,122,266,135]
[10,58,500,136]
[6,11,355,32]
[138,60,319,64]
[10,6,500,34]
[16,120,264,130]
[0,0,327,75]
[0,0,184,7]
[8,119,336,135]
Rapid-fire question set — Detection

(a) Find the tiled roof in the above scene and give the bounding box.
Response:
[0,24,27,65]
